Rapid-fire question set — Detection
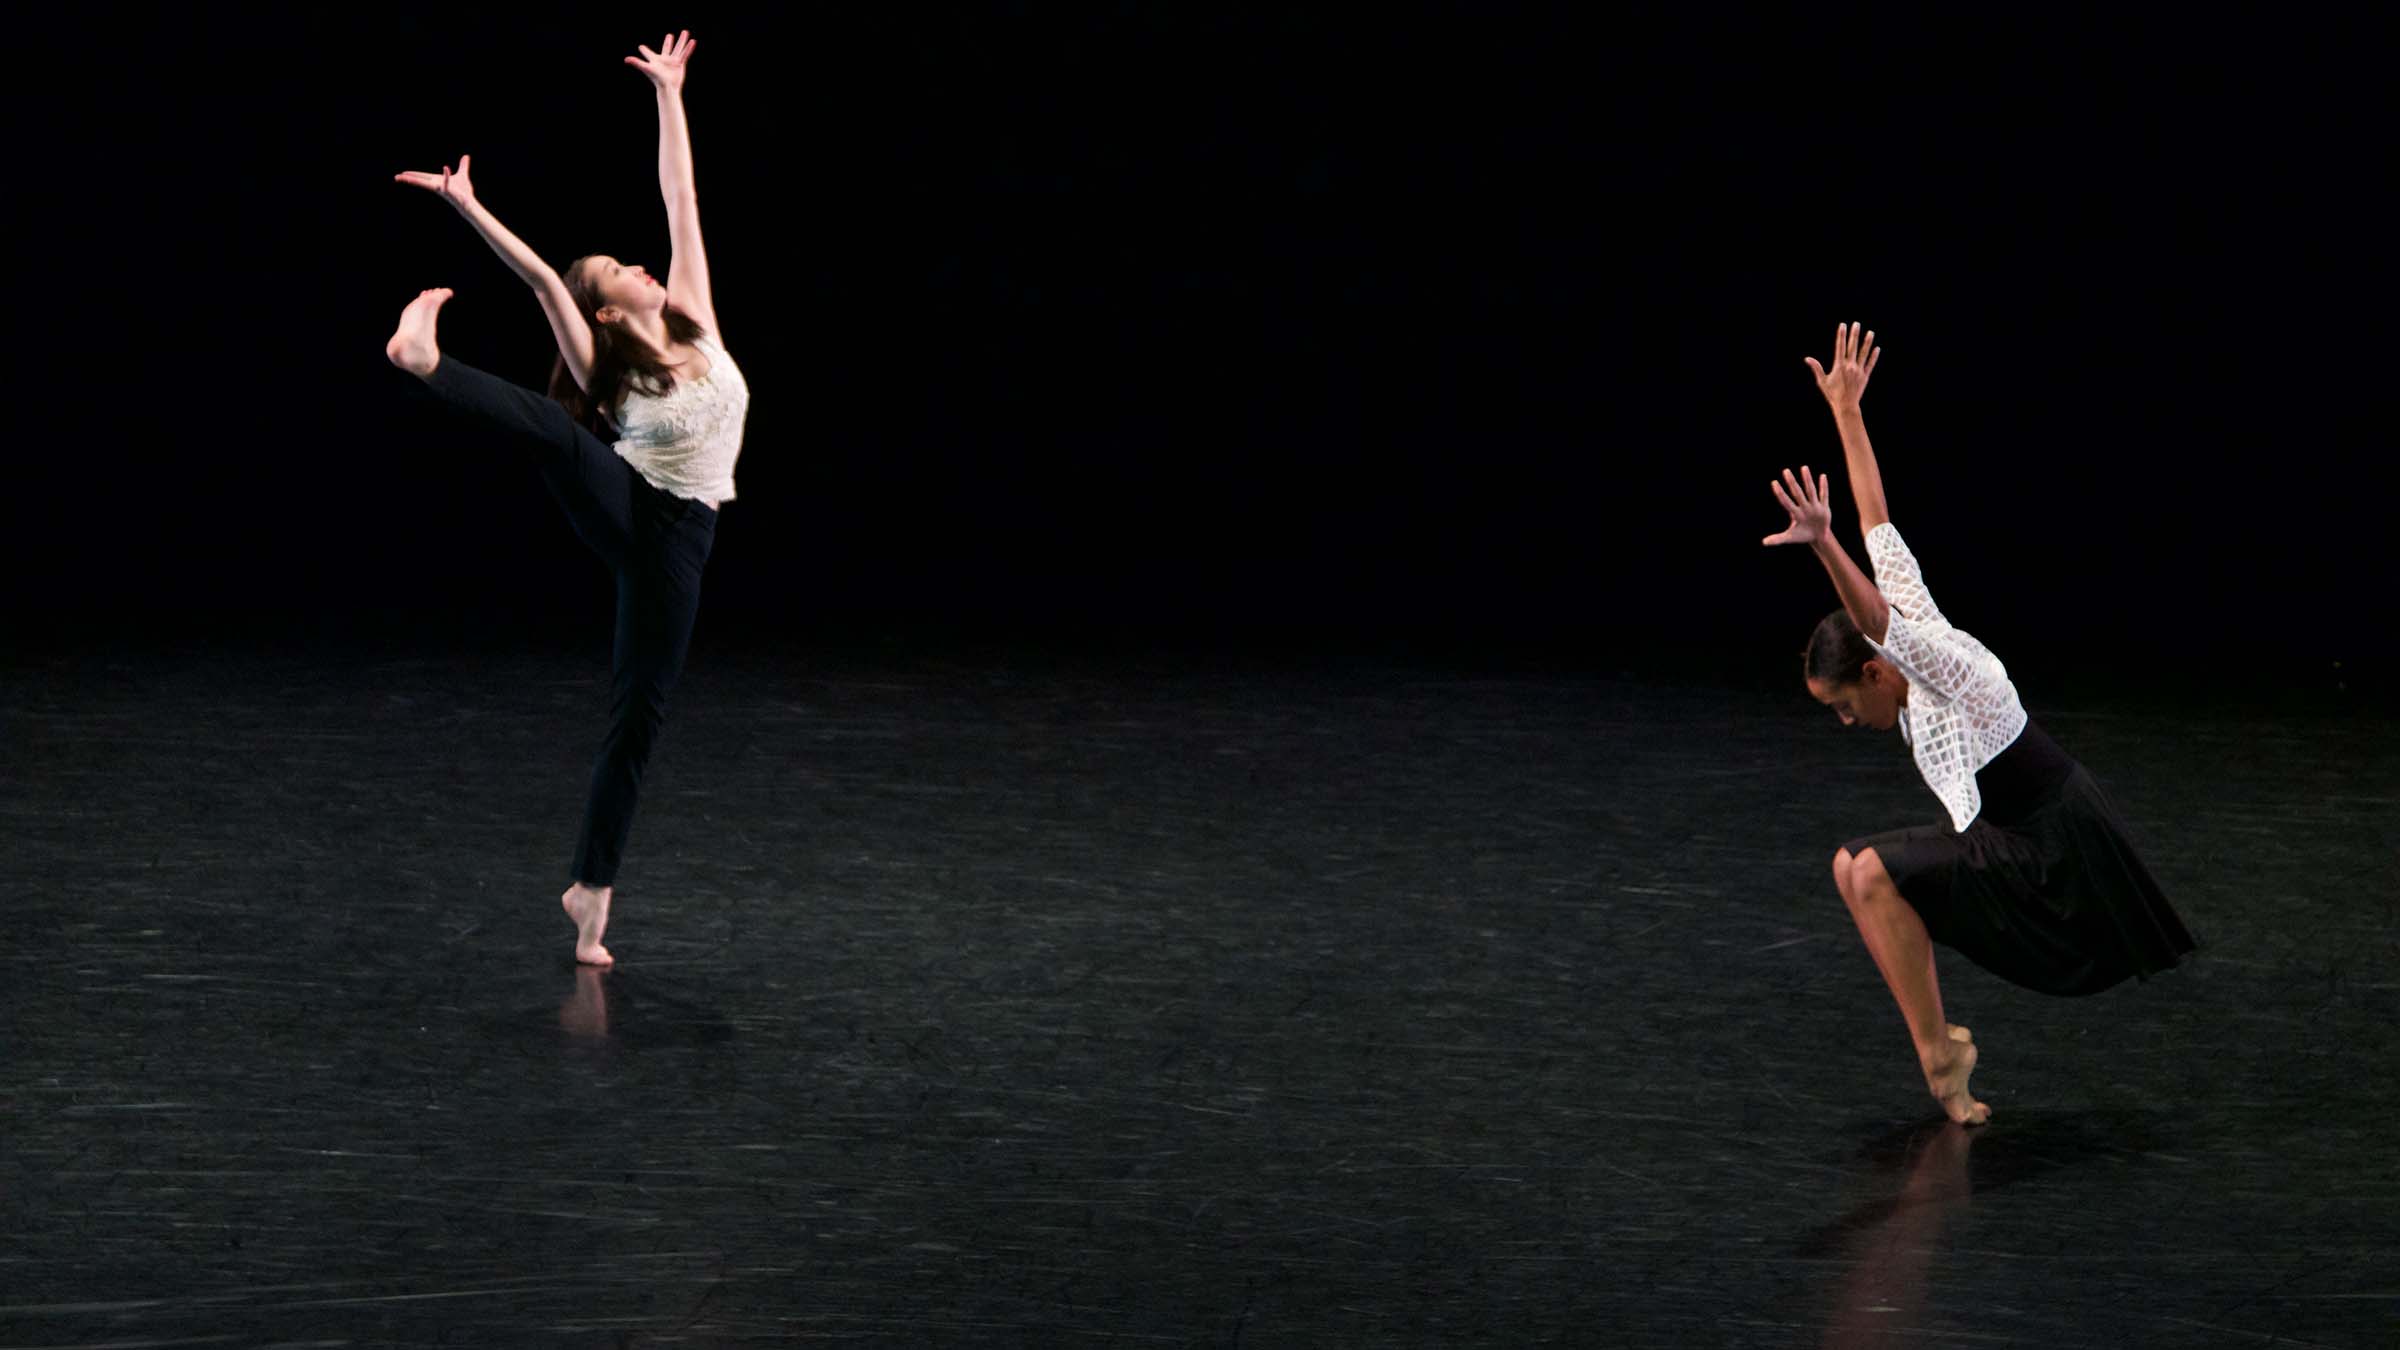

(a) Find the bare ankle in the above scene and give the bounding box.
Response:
[1919,1024,1977,1076]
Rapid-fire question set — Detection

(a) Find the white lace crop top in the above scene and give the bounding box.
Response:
[609,333,750,503]
[1861,522,2029,832]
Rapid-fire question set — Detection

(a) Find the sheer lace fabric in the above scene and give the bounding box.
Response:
[611,334,750,503]
[1862,522,2028,831]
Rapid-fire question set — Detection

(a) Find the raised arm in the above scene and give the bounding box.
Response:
[1805,322,1888,534]
[394,156,598,392]
[1763,464,1891,642]
[625,32,720,339]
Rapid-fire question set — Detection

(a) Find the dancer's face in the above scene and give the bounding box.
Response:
[1807,662,1906,730]
[580,255,666,326]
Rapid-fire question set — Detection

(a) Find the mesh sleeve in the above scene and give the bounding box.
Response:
[1865,522,1949,630]
[1865,524,1979,704]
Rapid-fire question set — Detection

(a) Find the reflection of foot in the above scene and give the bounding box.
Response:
[1922,1024,1991,1126]
[561,883,614,967]
[558,965,610,1038]
[384,287,451,377]
[1900,1120,1976,1202]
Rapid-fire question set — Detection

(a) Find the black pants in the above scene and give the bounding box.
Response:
[419,357,718,886]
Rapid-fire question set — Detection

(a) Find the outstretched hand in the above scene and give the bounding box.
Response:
[394,155,478,211]
[1805,321,1880,412]
[626,30,696,92]
[1763,465,1834,547]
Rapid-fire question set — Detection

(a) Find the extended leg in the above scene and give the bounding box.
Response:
[387,288,636,569]
[1834,847,1991,1125]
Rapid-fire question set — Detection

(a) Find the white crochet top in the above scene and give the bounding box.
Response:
[1861,522,2028,832]
[609,333,749,503]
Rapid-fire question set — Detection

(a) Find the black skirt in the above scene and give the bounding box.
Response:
[1845,717,2198,996]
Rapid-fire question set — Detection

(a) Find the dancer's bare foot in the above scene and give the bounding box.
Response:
[561,882,614,967]
[384,287,452,378]
[1921,1024,1990,1126]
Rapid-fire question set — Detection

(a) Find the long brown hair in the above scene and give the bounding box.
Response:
[548,255,708,437]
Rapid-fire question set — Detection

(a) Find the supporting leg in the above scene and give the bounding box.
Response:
[1834,847,1991,1125]
[563,493,716,964]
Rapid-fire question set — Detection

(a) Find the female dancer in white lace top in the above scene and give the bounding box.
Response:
[383,31,748,966]
[1765,324,2196,1124]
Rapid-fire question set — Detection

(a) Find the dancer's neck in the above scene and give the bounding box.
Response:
[615,313,675,362]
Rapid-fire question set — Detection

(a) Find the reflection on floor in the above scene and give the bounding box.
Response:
[3,647,2391,1347]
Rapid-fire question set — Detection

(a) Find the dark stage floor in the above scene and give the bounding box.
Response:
[3,643,2393,1347]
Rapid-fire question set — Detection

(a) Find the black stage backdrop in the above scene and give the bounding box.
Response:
[18,5,2387,694]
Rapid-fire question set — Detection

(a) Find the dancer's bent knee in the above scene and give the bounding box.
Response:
[1849,847,1895,902]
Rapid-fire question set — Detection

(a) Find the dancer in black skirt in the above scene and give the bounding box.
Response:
[1763,322,2196,1124]
[383,32,746,967]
